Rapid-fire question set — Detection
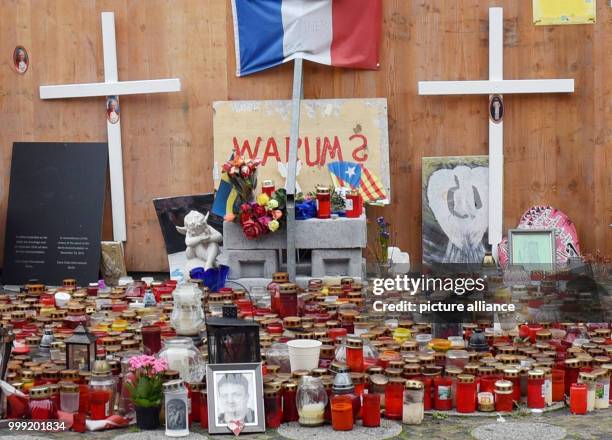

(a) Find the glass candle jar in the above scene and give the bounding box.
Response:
[362,393,381,427]
[187,382,204,424]
[346,337,364,372]
[402,380,424,425]
[542,368,553,406]
[344,190,363,218]
[28,386,56,420]
[297,376,327,426]
[433,375,452,411]
[594,369,610,409]
[157,337,205,383]
[455,374,476,413]
[141,325,162,355]
[527,370,545,409]
[170,283,204,336]
[89,365,116,420]
[494,380,514,412]
[264,387,282,429]
[579,372,597,412]
[262,179,275,196]
[552,368,565,402]
[564,358,581,396]
[164,380,190,437]
[385,377,406,419]
[331,395,353,431]
[282,381,299,422]
[503,368,521,403]
[316,186,331,219]
[278,283,299,318]
[569,383,587,414]
[445,367,461,408]
[60,382,80,413]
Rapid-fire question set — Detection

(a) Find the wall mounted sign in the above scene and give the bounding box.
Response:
[213,98,390,198]
[3,142,107,285]
[489,95,504,124]
[533,0,596,25]
[13,46,28,74]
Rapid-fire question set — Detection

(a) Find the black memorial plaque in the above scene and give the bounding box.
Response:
[153,193,222,255]
[3,142,108,285]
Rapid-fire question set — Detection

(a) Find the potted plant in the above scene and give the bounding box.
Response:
[125,355,168,430]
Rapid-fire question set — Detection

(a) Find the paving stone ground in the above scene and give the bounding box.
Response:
[0,408,610,440]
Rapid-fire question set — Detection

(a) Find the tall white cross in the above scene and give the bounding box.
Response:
[39,12,181,242]
[418,7,574,262]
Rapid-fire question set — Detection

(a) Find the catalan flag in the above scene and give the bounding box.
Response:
[327,161,387,203]
[212,170,240,218]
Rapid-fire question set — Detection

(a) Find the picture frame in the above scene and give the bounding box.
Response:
[206,362,265,435]
[508,229,556,268]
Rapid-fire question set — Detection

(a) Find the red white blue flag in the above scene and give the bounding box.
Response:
[328,161,387,203]
[231,0,382,76]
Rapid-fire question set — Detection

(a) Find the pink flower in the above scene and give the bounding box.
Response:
[153,358,168,373]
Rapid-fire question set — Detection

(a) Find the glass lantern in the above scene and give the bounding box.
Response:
[296,376,328,426]
[65,325,97,371]
[206,316,261,364]
[171,283,204,336]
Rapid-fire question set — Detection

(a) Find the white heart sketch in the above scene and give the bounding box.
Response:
[427,165,489,263]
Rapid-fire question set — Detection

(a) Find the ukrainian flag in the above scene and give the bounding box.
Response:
[212,173,239,217]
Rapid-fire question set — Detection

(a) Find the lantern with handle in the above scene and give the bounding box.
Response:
[206,305,260,364]
[65,325,97,371]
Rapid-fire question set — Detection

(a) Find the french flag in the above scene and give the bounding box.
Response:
[231,0,382,77]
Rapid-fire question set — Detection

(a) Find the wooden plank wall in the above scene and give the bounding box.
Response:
[0,0,610,272]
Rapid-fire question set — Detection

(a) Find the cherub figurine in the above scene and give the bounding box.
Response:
[176,210,222,271]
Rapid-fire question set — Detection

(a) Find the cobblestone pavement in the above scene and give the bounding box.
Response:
[0,408,610,440]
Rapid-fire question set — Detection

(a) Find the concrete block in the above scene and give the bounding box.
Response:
[225,249,278,279]
[223,221,285,250]
[295,216,366,249]
[223,215,367,250]
[311,249,363,278]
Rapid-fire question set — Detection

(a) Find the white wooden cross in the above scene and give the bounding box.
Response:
[418,7,574,262]
[39,12,181,242]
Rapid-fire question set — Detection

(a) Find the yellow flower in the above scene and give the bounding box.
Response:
[266,199,279,210]
[257,193,270,206]
[268,219,280,232]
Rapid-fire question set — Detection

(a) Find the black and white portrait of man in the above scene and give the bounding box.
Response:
[215,372,256,425]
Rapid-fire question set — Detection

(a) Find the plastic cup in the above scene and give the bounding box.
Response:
[287,339,322,372]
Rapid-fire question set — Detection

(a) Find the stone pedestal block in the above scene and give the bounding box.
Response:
[224,249,278,279]
[223,215,367,250]
[311,249,363,278]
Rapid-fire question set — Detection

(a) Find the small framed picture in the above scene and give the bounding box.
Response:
[206,363,265,435]
[106,95,120,124]
[13,46,29,74]
[508,229,556,268]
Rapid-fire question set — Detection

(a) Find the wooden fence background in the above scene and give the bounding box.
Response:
[0,0,610,271]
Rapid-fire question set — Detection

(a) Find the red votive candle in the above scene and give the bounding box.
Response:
[361,393,381,427]
[141,325,162,355]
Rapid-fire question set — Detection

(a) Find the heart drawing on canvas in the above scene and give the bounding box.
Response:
[427,165,489,263]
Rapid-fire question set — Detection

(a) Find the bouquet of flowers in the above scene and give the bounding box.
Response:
[125,355,168,408]
[222,155,261,206]
[231,189,287,240]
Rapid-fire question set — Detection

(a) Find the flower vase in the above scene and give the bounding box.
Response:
[135,405,161,430]
[376,262,392,279]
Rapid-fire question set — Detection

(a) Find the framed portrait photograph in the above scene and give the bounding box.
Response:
[13,46,29,74]
[206,363,265,434]
[508,229,556,268]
